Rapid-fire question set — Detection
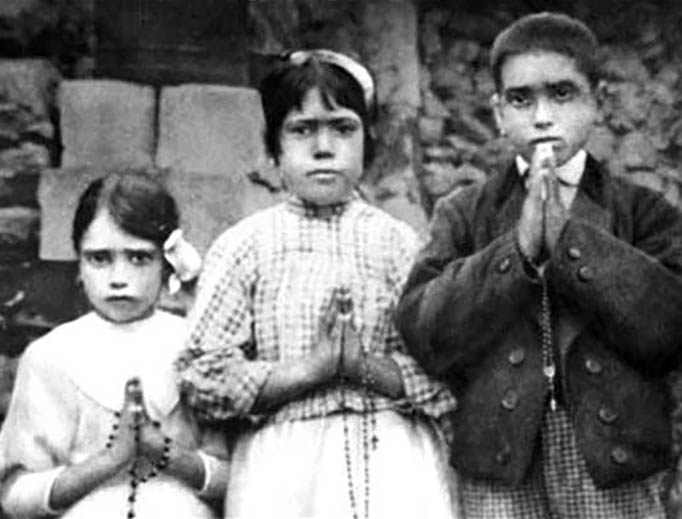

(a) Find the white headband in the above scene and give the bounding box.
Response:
[162,229,202,294]
[288,49,375,109]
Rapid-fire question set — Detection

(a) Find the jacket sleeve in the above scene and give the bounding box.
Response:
[396,189,539,379]
[549,188,682,373]
[0,345,78,518]
[176,229,272,423]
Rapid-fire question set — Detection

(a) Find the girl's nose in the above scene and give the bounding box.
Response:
[108,260,130,289]
[312,127,334,158]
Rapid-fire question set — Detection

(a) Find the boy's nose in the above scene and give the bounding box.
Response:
[533,98,554,129]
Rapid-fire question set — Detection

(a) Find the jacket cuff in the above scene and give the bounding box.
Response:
[390,352,457,420]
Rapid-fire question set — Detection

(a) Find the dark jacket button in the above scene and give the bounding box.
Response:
[495,444,512,465]
[501,389,519,411]
[598,406,618,425]
[585,357,603,375]
[508,347,525,366]
[578,265,594,281]
[567,247,582,260]
[611,446,629,465]
[498,256,512,273]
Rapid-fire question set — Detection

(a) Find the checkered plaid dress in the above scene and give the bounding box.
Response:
[176,195,456,426]
[459,405,669,519]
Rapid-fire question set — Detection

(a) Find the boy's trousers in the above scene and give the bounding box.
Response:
[459,406,668,519]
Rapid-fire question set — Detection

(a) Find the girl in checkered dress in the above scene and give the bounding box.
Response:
[177,50,460,518]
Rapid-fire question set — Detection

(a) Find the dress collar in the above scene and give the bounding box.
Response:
[516,149,587,187]
[60,311,184,417]
[284,191,359,218]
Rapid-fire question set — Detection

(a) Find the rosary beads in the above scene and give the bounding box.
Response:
[337,286,377,519]
[106,412,173,519]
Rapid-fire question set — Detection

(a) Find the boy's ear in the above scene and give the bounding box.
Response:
[490,93,505,136]
[593,80,608,123]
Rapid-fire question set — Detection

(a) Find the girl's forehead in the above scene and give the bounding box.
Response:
[285,87,360,120]
[80,209,156,251]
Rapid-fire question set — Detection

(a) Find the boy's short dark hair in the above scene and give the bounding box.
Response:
[258,53,376,167]
[490,12,600,92]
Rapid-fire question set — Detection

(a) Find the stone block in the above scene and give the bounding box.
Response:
[378,193,428,238]
[419,116,445,143]
[0,206,39,262]
[0,142,51,171]
[422,161,485,198]
[156,84,268,177]
[0,168,39,207]
[618,131,658,171]
[38,166,107,260]
[0,59,60,118]
[163,169,281,257]
[59,80,156,169]
[0,355,18,418]
[363,0,420,108]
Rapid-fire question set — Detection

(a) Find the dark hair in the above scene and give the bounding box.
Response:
[72,170,179,258]
[490,12,600,92]
[258,54,376,167]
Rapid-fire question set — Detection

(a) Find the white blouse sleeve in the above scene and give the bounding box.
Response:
[194,423,230,500]
[0,342,79,518]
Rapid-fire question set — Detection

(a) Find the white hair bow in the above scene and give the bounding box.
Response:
[163,229,202,294]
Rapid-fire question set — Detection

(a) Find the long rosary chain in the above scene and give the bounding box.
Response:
[338,286,375,519]
[540,275,557,411]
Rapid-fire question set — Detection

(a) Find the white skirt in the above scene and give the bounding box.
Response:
[226,410,460,519]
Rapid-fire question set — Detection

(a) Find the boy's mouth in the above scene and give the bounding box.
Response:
[307,170,343,183]
[530,137,561,146]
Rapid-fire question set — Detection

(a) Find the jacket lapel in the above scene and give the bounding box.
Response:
[568,155,612,232]
[555,155,613,356]
[492,162,527,240]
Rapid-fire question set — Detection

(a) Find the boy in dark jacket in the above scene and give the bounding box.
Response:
[397,11,682,518]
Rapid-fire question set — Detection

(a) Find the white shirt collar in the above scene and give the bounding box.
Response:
[516,149,587,187]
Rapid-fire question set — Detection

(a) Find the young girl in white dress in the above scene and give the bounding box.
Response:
[0,171,229,519]
[177,50,460,518]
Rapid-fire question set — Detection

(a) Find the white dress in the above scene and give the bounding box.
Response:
[0,310,228,519]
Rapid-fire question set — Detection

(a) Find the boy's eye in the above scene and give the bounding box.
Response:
[83,251,112,266]
[127,250,155,266]
[549,82,579,102]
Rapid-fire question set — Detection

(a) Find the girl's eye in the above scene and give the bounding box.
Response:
[127,251,155,266]
[284,123,313,137]
[506,91,533,108]
[331,120,360,135]
[84,251,112,266]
